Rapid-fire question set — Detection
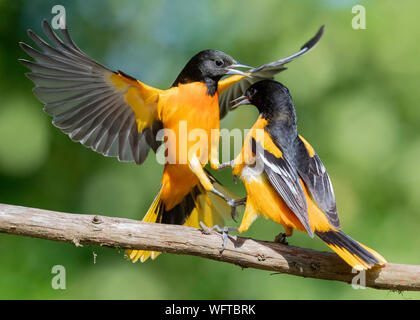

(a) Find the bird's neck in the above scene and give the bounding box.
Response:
[264,109,298,154]
[172,75,219,96]
[172,63,221,97]
[202,77,219,96]
[263,106,297,132]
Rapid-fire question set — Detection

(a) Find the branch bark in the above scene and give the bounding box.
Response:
[0,203,419,292]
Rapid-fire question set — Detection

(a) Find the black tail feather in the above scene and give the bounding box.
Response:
[315,230,382,268]
[157,187,199,225]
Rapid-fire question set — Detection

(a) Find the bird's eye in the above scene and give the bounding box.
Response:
[248,88,257,97]
[215,59,224,67]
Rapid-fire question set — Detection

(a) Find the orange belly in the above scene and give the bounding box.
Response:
[160,164,198,210]
[158,82,220,210]
[241,165,334,234]
[241,166,307,232]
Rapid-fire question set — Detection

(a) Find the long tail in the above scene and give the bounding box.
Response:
[126,172,234,263]
[315,230,387,270]
[302,182,386,270]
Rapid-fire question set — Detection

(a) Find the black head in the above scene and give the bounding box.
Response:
[231,80,295,120]
[172,50,250,95]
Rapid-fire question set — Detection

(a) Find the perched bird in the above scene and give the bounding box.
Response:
[20,20,323,263]
[224,80,386,270]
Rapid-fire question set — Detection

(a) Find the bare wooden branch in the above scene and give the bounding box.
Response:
[0,203,419,291]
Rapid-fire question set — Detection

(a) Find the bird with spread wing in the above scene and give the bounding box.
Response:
[20,20,324,262]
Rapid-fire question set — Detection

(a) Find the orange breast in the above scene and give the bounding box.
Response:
[233,116,282,176]
[158,82,220,210]
[159,82,219,165]
[242,168,307,232]
[235,116,306,232]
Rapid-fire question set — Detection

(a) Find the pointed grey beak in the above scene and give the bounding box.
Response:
[225,62,253,78]
[230,63,253,69]
[230,95,250,109]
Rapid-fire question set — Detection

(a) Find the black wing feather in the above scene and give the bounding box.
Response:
[295,137,340,229]
[251,138,313,236]
[219,25,324,118]
[20,20,161,165]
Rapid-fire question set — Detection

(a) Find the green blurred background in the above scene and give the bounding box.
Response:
[0,0,419,299]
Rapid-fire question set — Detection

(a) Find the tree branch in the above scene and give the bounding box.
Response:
[0,203,419,292]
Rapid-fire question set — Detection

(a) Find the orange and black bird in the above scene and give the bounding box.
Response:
[223,80,386,270]
[19,20,324,263]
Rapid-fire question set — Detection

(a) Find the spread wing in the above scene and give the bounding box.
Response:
[19,20,163,164]
[251,137,313,236]
[218,25,324,118]
[295,135,340,229]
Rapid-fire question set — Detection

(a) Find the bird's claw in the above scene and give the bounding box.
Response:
[233,175,238,184]
[226,198,236,207]
[226,198,239,222]
[217,160,233,170]
[199,222,238,253]
[274,232,289,245]
[230,206,238,222]
[226,197,247,222]
[220,227,229,253]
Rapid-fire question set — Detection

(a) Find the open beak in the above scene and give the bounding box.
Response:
[230,95,250,109]
[225,62,253,78]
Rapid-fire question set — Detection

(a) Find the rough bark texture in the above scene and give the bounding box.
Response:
[0,203,419,291]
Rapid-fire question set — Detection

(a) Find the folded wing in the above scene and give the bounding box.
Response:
[251,137,313,236]
[296,135,340,229]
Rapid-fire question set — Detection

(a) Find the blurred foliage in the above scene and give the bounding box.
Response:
[0,0,419,299]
